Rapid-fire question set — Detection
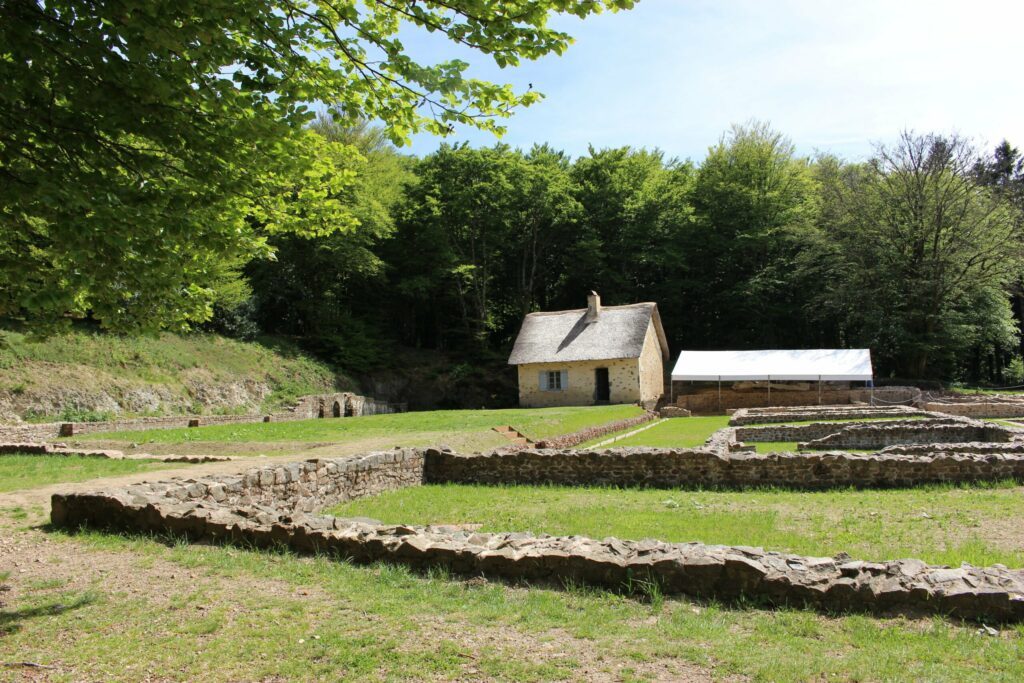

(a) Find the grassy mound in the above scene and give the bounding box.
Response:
[0,329,354,421]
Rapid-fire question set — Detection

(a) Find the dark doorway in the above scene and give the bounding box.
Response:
[332,401,342,418]
[344,399,355,417]
[595,368,610,403]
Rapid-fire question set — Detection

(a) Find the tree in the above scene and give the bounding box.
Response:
[681,122,817,348]
[808,132,1023,379]
[0,0,633,331]
[563,146,693,340]
[245,115,413,369]
[391,143,579,351]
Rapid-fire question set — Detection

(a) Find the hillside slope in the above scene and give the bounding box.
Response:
[0,330,356,422]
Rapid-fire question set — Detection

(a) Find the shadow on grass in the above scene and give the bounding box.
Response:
[0,589,97,636]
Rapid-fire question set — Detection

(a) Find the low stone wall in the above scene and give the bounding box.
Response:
[735,422,861,443]
[0,392,405,442]
[424,447,1024,490]
[532,411,658,449]
[52,449,424,527]
[880,442,1024,456]
[51,451,1024,622]
[704,428,754,453]
[674,387,920,414]
[730,405,928,426]
[925,402,1024,419]
[799,419,1016,451]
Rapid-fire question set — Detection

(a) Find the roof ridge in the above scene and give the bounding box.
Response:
[524,302,655,317]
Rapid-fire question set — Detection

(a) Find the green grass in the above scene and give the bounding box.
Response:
[0,328,350,417]
[949,387,1024,396]
[329,482,1024,568]
[4,522,1021,682]
[83,405,645,447]
[0,455,187,493]
[745,414,930,425]
[589,416,729,448]
[752,441,800,453]
[587,415,936,450]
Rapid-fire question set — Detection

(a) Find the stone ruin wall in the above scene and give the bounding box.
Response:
[734,422,866,443]
[424,446,1024,490]
[734,417,1016,448]
[674,386,921,414]
[924,402,1024,419]
[0,391,405,442]
[531,411,658,449]
[729,405,930,426]
[799,419,1015,451]
[52,446,1024,622]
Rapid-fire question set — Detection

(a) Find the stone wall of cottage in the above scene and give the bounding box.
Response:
[638,321,665,405]
[516,358,639,408]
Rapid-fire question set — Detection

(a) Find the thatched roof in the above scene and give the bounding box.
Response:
[508,302,669,365]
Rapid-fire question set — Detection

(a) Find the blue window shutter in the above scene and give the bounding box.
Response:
[538,371,547,391]
[561,370,568,391]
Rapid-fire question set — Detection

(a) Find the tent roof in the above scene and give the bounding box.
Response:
[671,349,873,381]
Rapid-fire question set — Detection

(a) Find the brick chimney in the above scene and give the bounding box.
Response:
[585,291,601,323]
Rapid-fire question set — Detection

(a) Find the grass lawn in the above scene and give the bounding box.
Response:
[751,441,800,453]
[587,415,938,450]
[0,329,347,419]
[0,455,187,493]
[330,482,1024,568]
[583,416,730,448]
[1,513,1021,682]
[75,405,645,453]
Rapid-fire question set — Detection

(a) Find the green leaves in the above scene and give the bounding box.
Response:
[0,0,626,331]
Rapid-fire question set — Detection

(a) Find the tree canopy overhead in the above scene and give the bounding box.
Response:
[0,0,633,331]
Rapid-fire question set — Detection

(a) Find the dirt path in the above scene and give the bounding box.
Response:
[0,452,301,514]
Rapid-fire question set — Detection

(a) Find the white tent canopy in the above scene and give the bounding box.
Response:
[671,349,873,382]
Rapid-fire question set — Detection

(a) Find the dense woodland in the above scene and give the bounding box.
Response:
[222,120,1024,385]
[4,1,1024,389]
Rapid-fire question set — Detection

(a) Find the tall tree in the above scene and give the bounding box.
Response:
[809,132,1023,379]
[564,147,693,341]
[0,0,633,331]
[391,143,580,351]
[681,122,817,348]
[247,116,413,369]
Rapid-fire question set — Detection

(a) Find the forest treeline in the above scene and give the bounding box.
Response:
[215,120,1024,384]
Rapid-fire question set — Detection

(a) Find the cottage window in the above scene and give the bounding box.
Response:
[540,369,568,391]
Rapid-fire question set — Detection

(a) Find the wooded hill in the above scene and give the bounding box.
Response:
[237,121,1024,386]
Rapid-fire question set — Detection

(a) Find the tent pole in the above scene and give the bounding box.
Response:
[717,376,722,413]
[818,375,822,405]
[767,376,771,406]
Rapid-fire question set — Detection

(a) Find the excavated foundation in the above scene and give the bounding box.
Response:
[51,446,1024,622]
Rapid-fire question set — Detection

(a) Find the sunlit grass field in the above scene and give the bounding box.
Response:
[330,481,1024,568]
[0,455,187,493]
[78,405,645,447]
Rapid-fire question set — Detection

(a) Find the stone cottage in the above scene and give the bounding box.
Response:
[508,293,669,408]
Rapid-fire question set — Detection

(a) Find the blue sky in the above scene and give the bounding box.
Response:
[401,0,1023,162]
